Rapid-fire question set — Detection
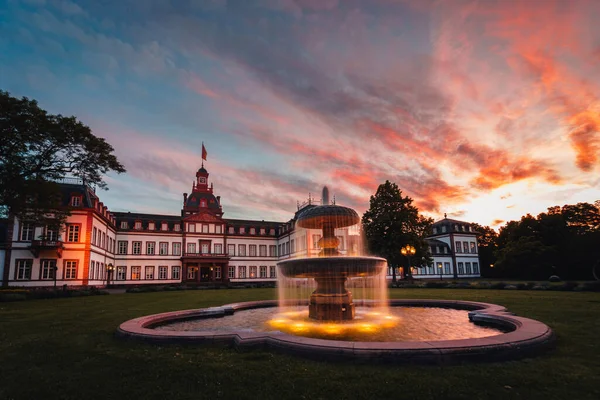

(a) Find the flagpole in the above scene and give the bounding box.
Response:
[202,141,204,168]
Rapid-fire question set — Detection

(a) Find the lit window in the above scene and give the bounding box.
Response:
[249,266,257,278]
[64,261,77,279]
[16,260,32,280]
[131,266,141,280]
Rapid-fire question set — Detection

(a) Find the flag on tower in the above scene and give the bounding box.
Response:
[202,143,207,161]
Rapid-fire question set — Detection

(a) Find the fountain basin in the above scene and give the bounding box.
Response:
[117,299,554,364]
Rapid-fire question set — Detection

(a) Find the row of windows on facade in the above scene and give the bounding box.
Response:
[430,241,478,254]
[392,261,480,275]
[119,220,278,236]
[98,265,277,280]
[19,224,80,242]
[15,259,77,280]
[432,224,473,234]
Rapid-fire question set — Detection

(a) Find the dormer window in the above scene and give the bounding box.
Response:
[174,224,181,232]
[120,221,128,229]
[441,226,447,233]
[260,228,266,235]
[161,223,168,231]
[134,221,142,230]
[432,227,437,234]
[240,227,245,234]
[269,229,275,235]
[148,222,155,230]
[250,228,256,235]
[228,227,235,234]
[188,223,196,233]
[70,196,81,207]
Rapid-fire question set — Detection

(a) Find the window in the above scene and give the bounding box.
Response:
[187,243,196,254]
[215,225,222,234]
[89,261,95,279]
[470,242,477,253]
[117,266,127,281]
[240,227,245,234]
[249,266,257,278]
[458,262,465,275]
[214,243,223,254]
[285,242,290,255]
[132,241,142,255]
[120,221,128,229]
[146,242,155,255]
[215,267,221,279]
[270,266,276,278]
[313,235,321,249]
[45,226,58,241]
[238,244,246,256]
[41,260,56,280]
[174,224,181,232]
[202,224,209,233]
[159,242,168,255]
[436,262,443,274]
[145,266,155,280]
[444,262,451,275]
[335,236,343,250]
[432,227,437,234]
[238,266,247,278]
[161,223,168,231]
[259,245,267,257]
[260,266,267,278]
[134,221,142,230]
[463,242,469,254]
[173,242,181,256]
[70,196,81,206]
[227,244,235,255]
[228,266,235,279]
[118,241,128,254]
[466,262,472,274]
[461,225,466,231]
[172,266,181,280]
[290,240,295,254]
[159,266,168,279]
[92,227,98,245]
[64,261,77,279]
[188,223,196,233]
[200,199,207,207]
[249,245,257,256]
[101,232,106,249]
[278,244,282,255]
[228,227,234,234]
[441,226,447,233]
[260,228,265,235]
[67,225,80,242]
[131,266,141,280]
[99,262,104,280]
[473,262,480,274]
[200,242,209,254]
[20,223,34,241]
[455,241,462,253]
[269,245,276,257]
[187,267,197,280]
[269,228,275,235]
[250,228,256,235]
[148,222,155,230]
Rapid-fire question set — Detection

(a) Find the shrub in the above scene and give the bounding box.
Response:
[554,281,578,291]
[548,275,562,282]
[490,282,507,290]
[0,293,27,302]
[579,281,600,292]
[504,285,518,290]
[424,281,449,288]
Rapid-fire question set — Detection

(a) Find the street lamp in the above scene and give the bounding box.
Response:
[400,245,416,280]
[106,263,114,287]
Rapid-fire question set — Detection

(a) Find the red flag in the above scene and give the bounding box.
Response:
[202,143,207,161]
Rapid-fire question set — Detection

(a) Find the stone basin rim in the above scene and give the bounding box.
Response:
[116,299,555,365]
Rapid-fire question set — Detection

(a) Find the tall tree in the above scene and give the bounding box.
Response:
[362,181,433,282]
[0,90,126,225]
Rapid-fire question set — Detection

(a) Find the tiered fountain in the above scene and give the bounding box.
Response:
[117,186,554,364]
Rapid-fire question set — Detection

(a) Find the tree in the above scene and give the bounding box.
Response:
[362,181,433,282]
[0,90,126,225]
[470,223,498,277]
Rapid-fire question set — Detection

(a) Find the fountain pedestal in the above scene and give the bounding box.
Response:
[309,277,355,320]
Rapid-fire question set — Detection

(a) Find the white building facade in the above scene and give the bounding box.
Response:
[1,168,480,288]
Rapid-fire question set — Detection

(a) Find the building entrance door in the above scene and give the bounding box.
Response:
[200,267,211,282]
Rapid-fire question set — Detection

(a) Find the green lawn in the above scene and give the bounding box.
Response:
[1,289,599,400]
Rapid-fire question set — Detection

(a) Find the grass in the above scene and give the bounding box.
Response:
[1,289,599,400]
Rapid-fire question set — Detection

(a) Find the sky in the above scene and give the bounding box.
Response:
[1,0,600,228]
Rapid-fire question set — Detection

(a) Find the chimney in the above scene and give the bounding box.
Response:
[183,193,188,205]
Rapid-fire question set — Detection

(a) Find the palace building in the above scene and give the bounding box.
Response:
[0,165,480,287]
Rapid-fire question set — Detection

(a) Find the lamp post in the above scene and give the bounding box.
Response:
[400,245,416,280]
[106,263,114,288]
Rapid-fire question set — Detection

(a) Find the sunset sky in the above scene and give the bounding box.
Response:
[2,0,600,228]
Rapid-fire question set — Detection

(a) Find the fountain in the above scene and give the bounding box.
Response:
[277,186,387,321]
[117,186,555,364]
